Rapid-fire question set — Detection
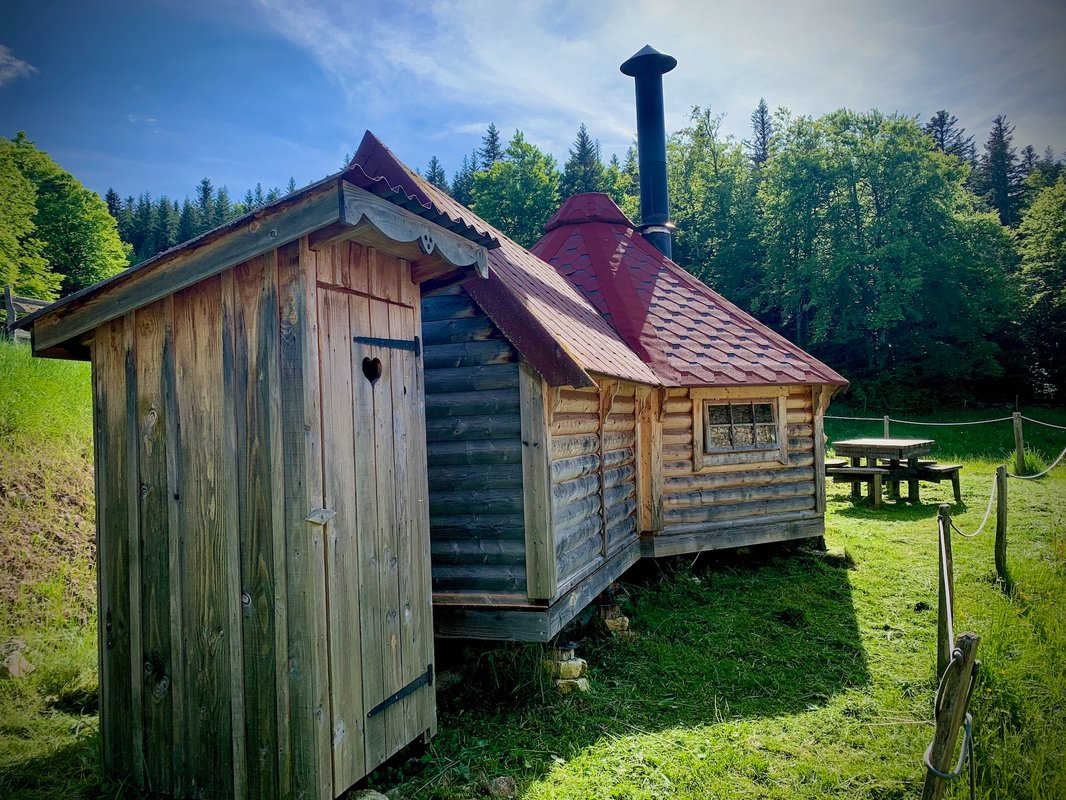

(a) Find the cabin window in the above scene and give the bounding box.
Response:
[689,389,790,471]
[703,401,778,453]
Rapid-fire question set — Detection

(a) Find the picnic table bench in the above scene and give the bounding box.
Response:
[828,437,963,505]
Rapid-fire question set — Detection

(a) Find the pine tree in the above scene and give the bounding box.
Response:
[479,123,504,169]
[265,187,281,203]
[213,187,232,227]
[451,151,478,205]
[423,156,449,192]
[286,177,297,194]
[104,187,122,219]
[560,124,606,197]
[745,98,772,166]
[178,198,200,244]
[1021,144,1038,174]
[195,178,214,234]
[976,115,1024,227]
[923,110,975,162]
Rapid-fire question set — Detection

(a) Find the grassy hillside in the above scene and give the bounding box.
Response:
[0,341,105,798]
[0,339,1063,799]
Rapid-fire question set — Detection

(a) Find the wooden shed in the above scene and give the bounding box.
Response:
[348,136,846,642]
[15,154,496,799]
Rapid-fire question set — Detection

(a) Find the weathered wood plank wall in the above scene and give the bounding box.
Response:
[89,236,436,799]
[421,287,527,599]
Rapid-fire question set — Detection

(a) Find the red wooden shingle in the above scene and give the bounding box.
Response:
[534,193,847,388]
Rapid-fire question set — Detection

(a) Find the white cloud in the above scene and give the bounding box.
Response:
[251,0,1066,163]
[0,45,38,87]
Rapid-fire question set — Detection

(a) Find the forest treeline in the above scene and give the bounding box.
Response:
[1,103,1063,408]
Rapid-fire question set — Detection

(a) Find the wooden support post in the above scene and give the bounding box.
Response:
[1013,412,1025,475]
[871,472,883,509]
[995,466,1010,592]
[936,504,954,680]
[850,456,861,499]
[921,632,980,800]
[883,415,890,438]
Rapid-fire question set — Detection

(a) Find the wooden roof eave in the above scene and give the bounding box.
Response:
[311,182,491,287]
[21,180,492,360]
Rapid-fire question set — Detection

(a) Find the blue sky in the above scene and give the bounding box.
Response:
[2,0,1064,201]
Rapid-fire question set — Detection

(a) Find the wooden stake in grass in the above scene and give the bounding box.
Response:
[995,466,1011,592]
[921,633,980,800]
[1013,412,1025,475]
[936,504,954,680]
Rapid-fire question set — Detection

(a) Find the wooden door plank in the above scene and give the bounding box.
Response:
[161,296,187,796]
[220,269,248,800]
[232,255,289,798]
[133,300,173,794]
[369,293,406,757]
[349,292,388,769]
[92,318,136,780]
[407,289,436,739]
[172,275,236,798]
[122,313,145,790]
[318,284,368,788]
[278,240,332,800]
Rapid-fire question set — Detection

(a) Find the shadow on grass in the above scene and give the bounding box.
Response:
[398,541,871,794]
[0,730,125,800]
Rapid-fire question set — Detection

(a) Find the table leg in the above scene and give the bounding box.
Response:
[867,456,881,505]
[851,456,861,499]
[888,459,900,500]
[908,456,920,502]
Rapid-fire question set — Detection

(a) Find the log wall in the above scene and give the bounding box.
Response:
[549,382,641,595]
[650,385,822,556]
[421,287,527,598]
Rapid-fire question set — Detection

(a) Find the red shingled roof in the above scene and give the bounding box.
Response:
[534,193,847,387]
[351,133,659,388]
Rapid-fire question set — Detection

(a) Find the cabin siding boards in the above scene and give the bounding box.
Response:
[421,288,528,598]
[645,385,824,557]
[549,383,640,596]
[84,239,437,799]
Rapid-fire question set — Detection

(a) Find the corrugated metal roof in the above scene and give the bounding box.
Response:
[353,133,660,387]
[533,193,848,388]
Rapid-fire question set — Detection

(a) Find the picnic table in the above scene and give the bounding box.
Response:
[828,437,961,506]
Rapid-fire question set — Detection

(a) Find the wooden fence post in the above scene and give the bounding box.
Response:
[936,504,954,680]
[2,285,13,340]
[883,415,890,438]
[995,466,1010,591]
[1013,412,1025,475]
[921,632,980,800]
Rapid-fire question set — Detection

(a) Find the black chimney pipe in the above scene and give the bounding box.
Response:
[620,44,677,259]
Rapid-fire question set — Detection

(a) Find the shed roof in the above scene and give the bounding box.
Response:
[533,193,848,387]
[351,134,660,388]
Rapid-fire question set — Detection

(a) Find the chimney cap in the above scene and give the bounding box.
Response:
[620,45,677,77]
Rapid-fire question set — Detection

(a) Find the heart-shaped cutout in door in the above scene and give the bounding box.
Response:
[362,357,383,384]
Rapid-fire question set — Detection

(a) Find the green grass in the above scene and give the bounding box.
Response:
[1,341,1063,799]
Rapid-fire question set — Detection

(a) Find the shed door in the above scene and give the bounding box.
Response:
[317,285,435,793]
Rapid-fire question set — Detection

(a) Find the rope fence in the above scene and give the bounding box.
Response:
[826,410,1066,478]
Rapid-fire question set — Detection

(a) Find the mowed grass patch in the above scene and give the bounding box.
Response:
[397,447,1065,799]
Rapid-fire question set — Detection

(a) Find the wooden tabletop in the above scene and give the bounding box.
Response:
[832,437,934,460]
